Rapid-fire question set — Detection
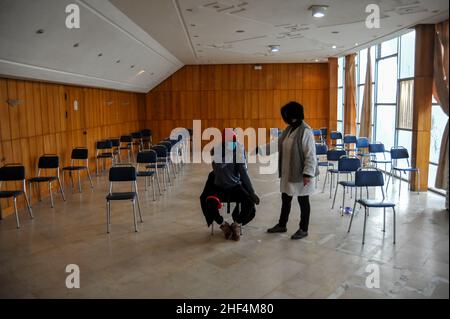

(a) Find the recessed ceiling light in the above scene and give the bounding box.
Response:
[354,43,359,46]
[130,65,135,69]
[315,59,319,62]
[190,24,196,27]
[332,31,339,34]
[98,53,103,57]
[332,45,337,49]
[137,70,145,75]
[73,43,79,48]
[36,29,44,34]
[116,60,121,63]
[269,45,280,52]
[186,8,193,12]
[236,30,245,33]
[309,5,328,18]
[193,35,199,38]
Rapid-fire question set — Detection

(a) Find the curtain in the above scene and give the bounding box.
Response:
[433,20,449,209]
[359,49,373,140]
[344,54,357,135]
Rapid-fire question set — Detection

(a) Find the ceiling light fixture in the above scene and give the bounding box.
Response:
[137,70,145,75]
[36,29,44,34]
[354,43,358,46]
[332,45,337,49]
[309,5,328,18]
[269,45,280,52]
[236,30,245,33]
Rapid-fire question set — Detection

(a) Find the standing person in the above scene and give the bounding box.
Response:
[267,101,318,239]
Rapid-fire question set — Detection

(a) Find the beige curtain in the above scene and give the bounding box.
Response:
[359,49,373,140]
[433,20,449,207]
[344,54,357,135]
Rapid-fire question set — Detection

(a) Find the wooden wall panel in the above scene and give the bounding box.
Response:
[145,63,331,143]
[0,77,146,218]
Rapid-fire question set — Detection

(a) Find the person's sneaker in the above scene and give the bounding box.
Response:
[220,222,232,240]
[267,224,287,233]
[291,229,308,240]
[230,223,241,241]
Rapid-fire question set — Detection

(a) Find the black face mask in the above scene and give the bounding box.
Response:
[281,102,304,128]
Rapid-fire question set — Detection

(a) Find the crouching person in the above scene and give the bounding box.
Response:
[200,129,260,241]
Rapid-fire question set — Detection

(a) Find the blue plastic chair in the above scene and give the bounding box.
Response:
[0,164,33,228]
[322,149,347,198]
[313,129,323,143]
[344,134,357,154]
[106,165,142,233]
[348,168,396,244]
[356,137,371,163]
[369,142,391,177]
[330,131,344,148]
[136,150,159,200]
[331,156,361,214]
[320,127,328,143]
[386,146,420,197]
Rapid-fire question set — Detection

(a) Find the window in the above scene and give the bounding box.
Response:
[377,57,398,103]
[337,57,345,133]
[399,31,415,79]
[397,130,412,156]
[429,103,448,189]
[380,38,398,57]
[376,105,396,150]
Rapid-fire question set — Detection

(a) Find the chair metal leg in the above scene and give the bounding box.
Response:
[341,186,346,216]
[136,193,143,223]
[348,199,357,233]
[383,208,386,232]
[362,207,368,245]
[329,173,333,199]
[392,207,396,244]
[152,177,156,201]
[322,170,328,193]
[13,197,20,229]
[58,178,66,201]
[398,170,402,198]
[23,191,33,218]
[29,182,33,205]
[417,170,420,195]
[86,169,94,189]
[132,199,138,232]
[155,170,162,195]
[331,176,339,209]
[106,201,110,234]
[78,171,82,193]
[48,181,54,208]
[386,169,392,191]
[96,158,99,176]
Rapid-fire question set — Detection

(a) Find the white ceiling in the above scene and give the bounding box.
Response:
[0,0,448,93]
[111,0,449,64]
[0,0,183,93]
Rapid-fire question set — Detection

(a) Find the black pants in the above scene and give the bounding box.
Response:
[200,172,255,226]
[278,193,310,232]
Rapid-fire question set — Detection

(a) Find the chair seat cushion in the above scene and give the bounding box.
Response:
[146,164,166,169]
[371,159,391,164]
[63,166,88,171]
[137,171,155,177]
[339,181,356,187]
[29,176,57,183]
[97,153,113,158]
[393,167,418,172]
[357,199,395,208]
[318,162,333,167]
[0,190,24,198]
[106,192,136,201]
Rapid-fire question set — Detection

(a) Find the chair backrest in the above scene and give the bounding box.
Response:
[109,166,136,182]
[338,156,361,172]
[0,164,25,181]
[131,132,142,139]
[356,137,370,149]
[355,169,385,187]
[390,146,409,159]
[96,140,113,150]
[320,127,327,138]
[315,143,328,156]
[136,150,157,164]
[152,145,168,158]
[327,149,347,161]
[313,129,322,137]
[344,135,357,144]
[141,129,152,138]
[369,142,385,154]
[38,155,59,169]
[120,135,132,143]
[71,148,88,160]
[109,138,120,147]
[330,131,343,140]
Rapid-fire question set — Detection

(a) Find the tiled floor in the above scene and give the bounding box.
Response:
[0,161,448,298]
